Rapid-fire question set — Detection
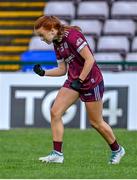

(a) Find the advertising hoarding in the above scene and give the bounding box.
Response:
[0,72,136,130]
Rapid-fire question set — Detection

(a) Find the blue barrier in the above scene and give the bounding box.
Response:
[21,50,57,71]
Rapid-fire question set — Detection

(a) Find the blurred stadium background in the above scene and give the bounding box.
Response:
[1,0,137,178]
[1,0,137,72]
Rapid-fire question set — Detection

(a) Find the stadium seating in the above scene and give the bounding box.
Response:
[95,52,123,61]
[126,53,137,62]
[132,37,137,52]
[22,0,137,71]
[97,36,130,55]
[21,35,56,71]
[103,19,136,38]
[84,36,95,52]
[70,19,103,38]
[125,52,137,71]
[77,1,109,21]
[1,0,137,71]
[43,1,75,21]
[111,1,137,20]
[29,36,54,50]
[0,0,45,71]
[94,52,123,71]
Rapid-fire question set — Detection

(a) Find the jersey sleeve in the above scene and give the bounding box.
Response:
[54,44,64,64]
[67,30,88,53]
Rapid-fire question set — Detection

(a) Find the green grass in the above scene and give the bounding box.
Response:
[0,128,137,179]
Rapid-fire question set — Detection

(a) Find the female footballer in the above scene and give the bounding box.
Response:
[33,15,125,164]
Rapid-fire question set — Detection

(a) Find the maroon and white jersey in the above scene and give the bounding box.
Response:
[53,28,103,90]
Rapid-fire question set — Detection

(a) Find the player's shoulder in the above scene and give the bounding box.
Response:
[64,28,83,41]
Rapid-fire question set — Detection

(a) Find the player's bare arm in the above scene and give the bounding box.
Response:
[33,61,67,77]
[45,61,67,77]
[79,46,95,82]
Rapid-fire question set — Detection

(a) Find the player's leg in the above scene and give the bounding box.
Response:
[85,100,125,164]
[85,100,116,144]
[39,87,79,163]
[50,87,79,142]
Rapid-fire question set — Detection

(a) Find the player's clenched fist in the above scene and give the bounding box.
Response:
[33,64,45,76]
[70,78,83,91]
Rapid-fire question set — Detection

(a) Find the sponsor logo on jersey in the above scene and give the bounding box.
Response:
[91,78,95,83]
[65,54,75,63]
[76,37,83,46]
[64,42,68,49]
[84,93,92,96]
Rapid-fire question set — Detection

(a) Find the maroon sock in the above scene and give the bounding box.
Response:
[109,140,120,151]
[53,141,63,152]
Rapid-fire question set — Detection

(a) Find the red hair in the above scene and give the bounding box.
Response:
[34,15,81,36]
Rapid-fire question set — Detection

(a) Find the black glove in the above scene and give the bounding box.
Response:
[70,78,83,91]
[33,64,45,76]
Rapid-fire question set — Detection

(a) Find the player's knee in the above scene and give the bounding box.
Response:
[50,107,62,120]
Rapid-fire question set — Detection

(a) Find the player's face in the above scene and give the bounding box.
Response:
[35,27,58,44]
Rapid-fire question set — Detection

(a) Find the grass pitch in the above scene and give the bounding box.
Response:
[0,128,137,179]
